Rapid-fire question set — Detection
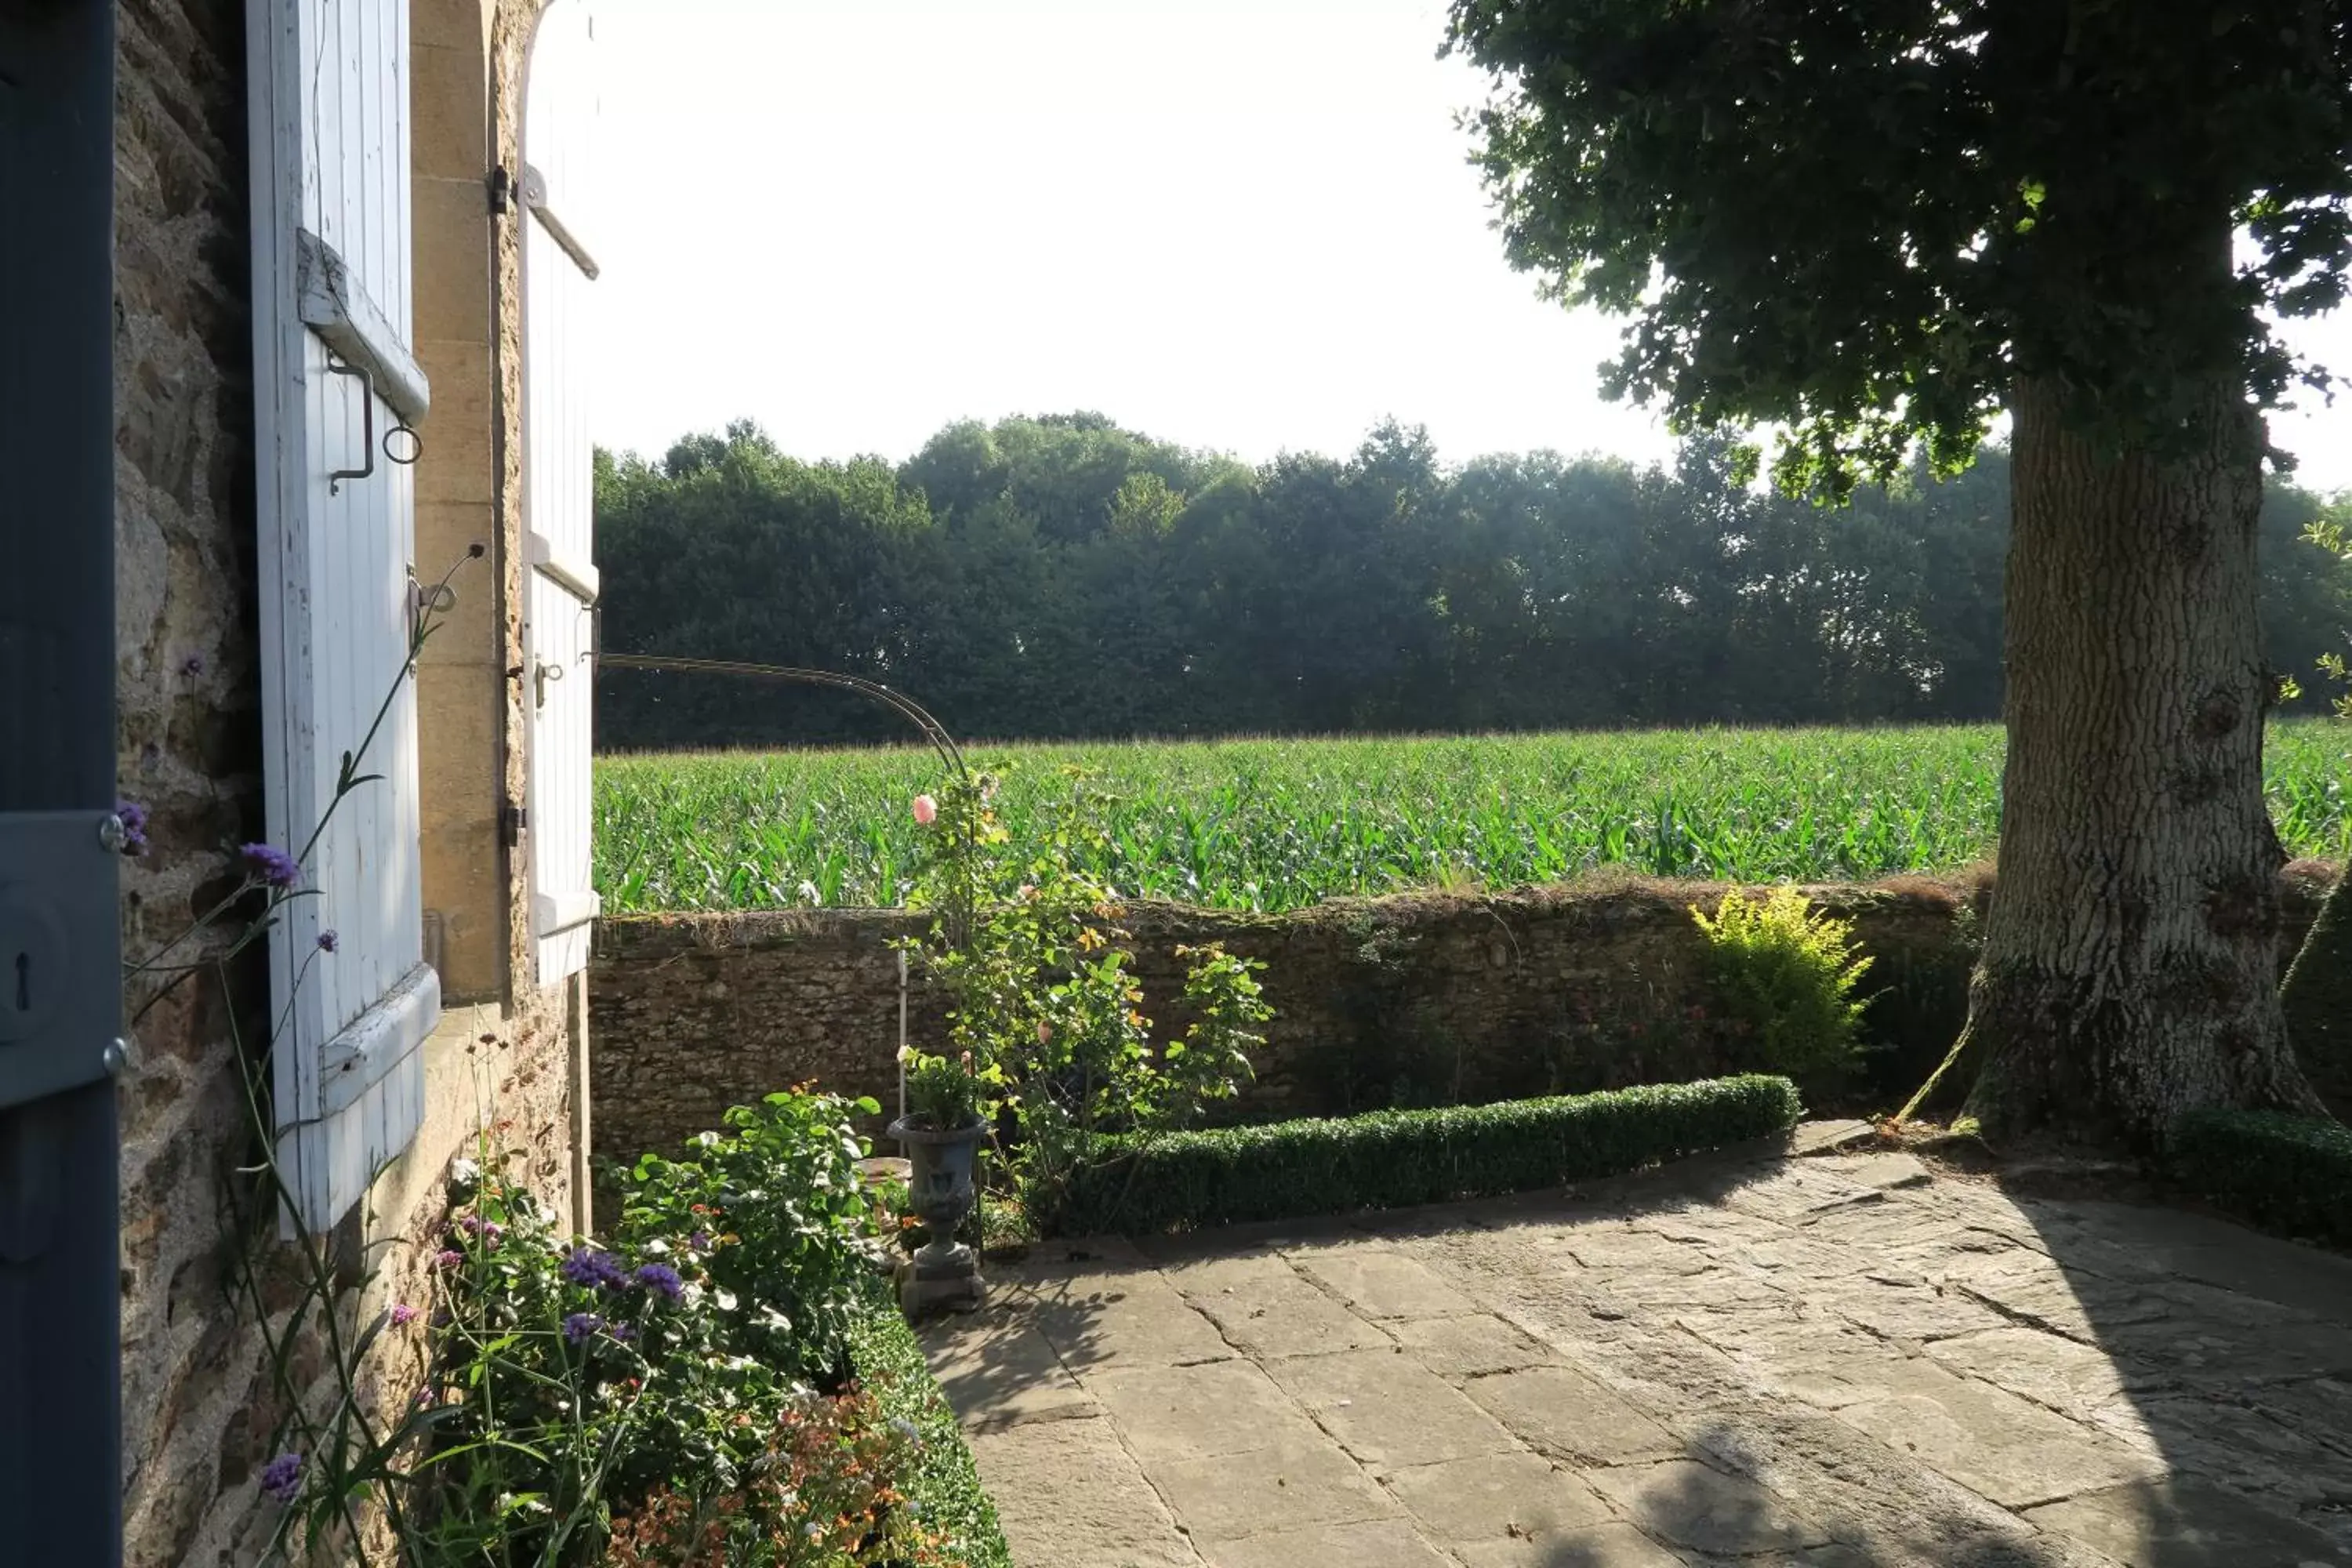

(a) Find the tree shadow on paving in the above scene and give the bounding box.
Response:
[912,1240,1131,1427]
[1959,1174,2352,1566]
[1364,1137,2352,1566]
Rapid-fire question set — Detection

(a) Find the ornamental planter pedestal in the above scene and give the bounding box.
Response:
[889,1115,986,1317]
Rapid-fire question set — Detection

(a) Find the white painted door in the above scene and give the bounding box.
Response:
[247,0,436,1231]
[523,0,601,985]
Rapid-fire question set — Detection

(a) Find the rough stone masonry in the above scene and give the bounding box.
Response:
[588,868,2333,1175]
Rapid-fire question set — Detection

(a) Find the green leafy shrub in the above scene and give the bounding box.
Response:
[845,1301,1015,1568]
[2170,1109,2352,1248]
[896,770,1272,1221]
[426,1171,906,1563]
[1692,886,1874,1085]
[1035,1074,1802,1235]
[418,1088,1007,1565]
[613,1089,884,1384]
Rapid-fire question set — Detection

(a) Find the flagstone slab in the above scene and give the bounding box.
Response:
[1184,1270,1394,1358]
[1085,1357,1323,1465]
[1203,1519,1455,1568]
[1453,1519,1690,1568]
[965,1415,1201,1568]
[1151,1432,1399,1544]
[1286,1247,1481,1320]
[1265,1346,1520,1468]
[1587,1457,1830,1555]
[920,1316,1098,1431]
[2024,1479,2352,1566]
[1831,1357,2165,1508]
[1381,1450,1614,1542]
[1465,1363,1682,1466]
[1389,1312,1556,1379]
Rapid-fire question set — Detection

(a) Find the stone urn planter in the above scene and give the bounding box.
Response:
[888,1115,987,1316]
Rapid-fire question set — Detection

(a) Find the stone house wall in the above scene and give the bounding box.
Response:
[111,2,579,1562]
[587,866,2336,1177]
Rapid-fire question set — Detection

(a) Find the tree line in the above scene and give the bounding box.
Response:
[592,414,2351,751]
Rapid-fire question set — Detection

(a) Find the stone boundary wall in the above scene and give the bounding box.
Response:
[589,864,2336,1174]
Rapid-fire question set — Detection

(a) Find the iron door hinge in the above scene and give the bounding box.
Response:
[488,165,512,216]
[500,803,528,847]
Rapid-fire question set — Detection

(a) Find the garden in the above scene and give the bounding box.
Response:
[219,733,1896,1565]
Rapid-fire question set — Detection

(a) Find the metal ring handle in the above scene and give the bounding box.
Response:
[383,421,422,466]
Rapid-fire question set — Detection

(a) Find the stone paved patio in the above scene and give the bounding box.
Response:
[919,1127,2352,1567]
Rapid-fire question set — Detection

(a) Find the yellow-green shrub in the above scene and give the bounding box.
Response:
[1693,886,1873,1086]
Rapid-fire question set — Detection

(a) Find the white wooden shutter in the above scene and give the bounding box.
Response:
[247,0,435,1232]
[523,0,601,985]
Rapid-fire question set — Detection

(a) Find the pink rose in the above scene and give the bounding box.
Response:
[912,794,938,826]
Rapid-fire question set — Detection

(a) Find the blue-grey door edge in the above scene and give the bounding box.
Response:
[0,2,126,1563]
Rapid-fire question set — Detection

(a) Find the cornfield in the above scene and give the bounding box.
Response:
[593,723,2350,914]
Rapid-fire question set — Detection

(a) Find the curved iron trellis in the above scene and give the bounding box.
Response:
[593,652,968,784]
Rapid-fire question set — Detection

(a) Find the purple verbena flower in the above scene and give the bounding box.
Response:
[633,1263,684,1301]
[608,1322,637,1342]
[239,842,301,888]
[689,1229,713,1254]
[316,929,338,953]
[390,1303,420,1327]
[562,1312,604,1345]
[260,1452,303,1504]
[432,1249,463,1269]
[560,1247,626,1290]
[113,801,149,857]
[180,654,205,677]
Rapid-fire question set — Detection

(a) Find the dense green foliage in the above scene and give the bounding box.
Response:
[843,1305,1014,1568]
[1034,1074,1803,1235]
[410,1091,1001,1565]
[613,1090,883,1385]
[1693,887,1874,1091]
[1446,0,2352,486]
[893,771,1270,1224]
[593,724,2351,914]
[2169,1109,2352,1250]
[593,419,2352,750]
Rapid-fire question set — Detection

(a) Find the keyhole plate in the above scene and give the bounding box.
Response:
[0,810,124,1108]
[0,893,67,1045]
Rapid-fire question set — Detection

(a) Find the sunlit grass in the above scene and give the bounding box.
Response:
[593,722,2349,914]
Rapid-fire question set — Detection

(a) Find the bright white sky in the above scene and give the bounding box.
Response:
[593,0,2352,493]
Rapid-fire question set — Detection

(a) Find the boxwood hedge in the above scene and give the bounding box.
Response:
[846,1299,1014,1568]
[2170,1108,2352,1249]
[1036,1073,1803,1236]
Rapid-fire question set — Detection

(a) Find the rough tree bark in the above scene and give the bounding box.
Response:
[2281,869,2352,1120]
[1957,375,2327,1148]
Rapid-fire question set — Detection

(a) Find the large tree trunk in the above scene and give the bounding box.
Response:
[2281,868,2352,1120]
[1957,375,2325,1148]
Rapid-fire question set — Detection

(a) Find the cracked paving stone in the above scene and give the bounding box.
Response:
[2024,1478,2352,1566]
[967,1417,1198,1568]
[1266,1346,1520,1467]
[1465,1364,1680,1466]
[1831,1357,2163,1508]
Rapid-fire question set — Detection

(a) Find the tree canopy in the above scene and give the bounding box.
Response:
[1445,0,2352,490]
